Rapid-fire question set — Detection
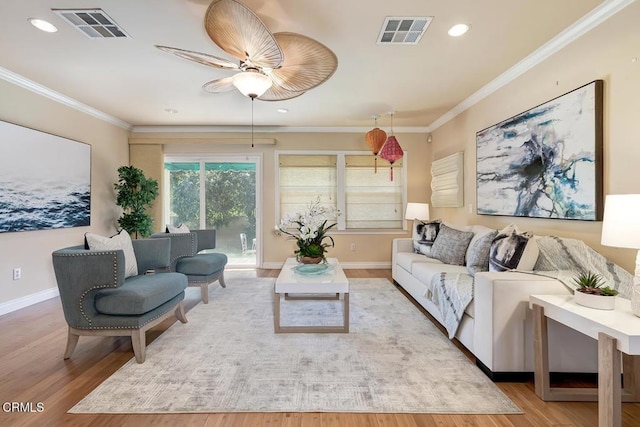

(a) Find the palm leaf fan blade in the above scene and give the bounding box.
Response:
[269,32,338,93]
[205,0,283,69]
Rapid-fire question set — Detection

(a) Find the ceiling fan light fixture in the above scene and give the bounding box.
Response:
[232,70,272,98]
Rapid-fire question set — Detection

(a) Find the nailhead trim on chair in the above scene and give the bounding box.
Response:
[166,232,197,269]
[56,251,119,327]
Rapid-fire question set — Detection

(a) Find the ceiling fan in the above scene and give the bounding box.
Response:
[156,0,338,101]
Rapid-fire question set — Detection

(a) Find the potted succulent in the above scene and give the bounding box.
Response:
[572,271,618,310]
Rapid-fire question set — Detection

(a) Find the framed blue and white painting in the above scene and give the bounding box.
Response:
[0,120,91,232]
[476,80,603,221]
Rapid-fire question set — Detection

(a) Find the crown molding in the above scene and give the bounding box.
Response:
[427,0,635,132]
[130,125,429,134]
[2,0,631,134]
[0,66,132,130]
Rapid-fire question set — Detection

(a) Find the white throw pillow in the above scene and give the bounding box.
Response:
[489,224,539,272]
[167,223,190,233]
[412,220,441,256]
[85,230,138,278]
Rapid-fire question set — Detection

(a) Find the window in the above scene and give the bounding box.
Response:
[277,152,405,230]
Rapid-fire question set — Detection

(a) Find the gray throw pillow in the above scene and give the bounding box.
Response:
[466,230,498,276]
[429,224,474,266]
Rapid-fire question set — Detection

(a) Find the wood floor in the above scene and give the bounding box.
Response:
[2,268,640,427]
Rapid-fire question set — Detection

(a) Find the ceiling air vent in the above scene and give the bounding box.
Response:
[53,9,130,39]
[377,17,432,45]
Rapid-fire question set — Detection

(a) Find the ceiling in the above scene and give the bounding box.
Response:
[0,0,622,131]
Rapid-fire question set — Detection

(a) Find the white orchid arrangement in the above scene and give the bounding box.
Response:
[276,198,340,261]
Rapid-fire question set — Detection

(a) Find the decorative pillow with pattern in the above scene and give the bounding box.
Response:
[429,224,475,266]
[166,223,190,233]
[466,230,499,276]
[412,220,441,256]
[85,229,138,278]
[489,224,539,272]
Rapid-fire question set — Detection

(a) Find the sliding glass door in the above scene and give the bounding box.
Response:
[164,156,260,267]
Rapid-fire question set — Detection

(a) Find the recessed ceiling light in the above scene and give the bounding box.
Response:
[165,108,178,114]
[277,108,288,113]
[28,18,58,33]
[448,23,470,37]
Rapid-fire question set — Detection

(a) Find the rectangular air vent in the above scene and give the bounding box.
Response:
[377,16,432,45]
[53,9,130,39]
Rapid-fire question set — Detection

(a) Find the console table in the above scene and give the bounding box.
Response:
[530,294,640,427]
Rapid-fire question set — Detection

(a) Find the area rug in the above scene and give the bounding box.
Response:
[70,276,521,414]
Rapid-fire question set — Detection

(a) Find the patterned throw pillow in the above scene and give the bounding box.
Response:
[489,224,539,272]
[167,223,190,233]
[85,229,138,278]
[412,220,441,256]
[466,230,499,276]
[429,224,475,266]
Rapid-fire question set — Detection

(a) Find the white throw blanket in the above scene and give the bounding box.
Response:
[424,272,474,339]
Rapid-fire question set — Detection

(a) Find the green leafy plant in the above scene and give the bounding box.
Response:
[114,166,159,238]
[573,271,618,296]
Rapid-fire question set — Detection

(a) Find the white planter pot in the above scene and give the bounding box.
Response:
[574,291,616,310]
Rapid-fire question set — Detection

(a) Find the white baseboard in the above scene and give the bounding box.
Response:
[0,287,60,317]
[261,261,391,270]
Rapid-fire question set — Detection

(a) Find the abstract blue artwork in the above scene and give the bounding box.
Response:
[476,80,603,221]
[0,121,91,232]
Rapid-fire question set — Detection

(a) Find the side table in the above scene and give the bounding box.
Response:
[530,294,640,427]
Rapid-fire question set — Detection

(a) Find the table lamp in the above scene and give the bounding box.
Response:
[600,194,640,317]
[405,202,430,223]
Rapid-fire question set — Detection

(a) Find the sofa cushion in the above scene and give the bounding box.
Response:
[95,272,187,316]
[429,224,474,266]
[176,253,228,276]
[412,220,441,256]
[397,252,443,274]
[489,224,539,272]
[466,230,499,276]
[85,230,138,279]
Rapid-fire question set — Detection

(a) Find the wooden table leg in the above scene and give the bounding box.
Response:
[274,289,281,333]
[533,304,551,400]
[343,292,349,333]
[599,332,621,427]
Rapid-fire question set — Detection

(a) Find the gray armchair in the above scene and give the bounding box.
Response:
[152,229,228,304]
[52,237,188,363]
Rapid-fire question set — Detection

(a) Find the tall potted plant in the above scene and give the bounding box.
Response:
[114,165,159,238]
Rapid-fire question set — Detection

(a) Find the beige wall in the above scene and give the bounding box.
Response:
[129,131,432,265]
[430,3,640,273]
[0,81,129,305]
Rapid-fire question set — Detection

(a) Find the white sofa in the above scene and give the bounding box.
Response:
[392,225,599,381]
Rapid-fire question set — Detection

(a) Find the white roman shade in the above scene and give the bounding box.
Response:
[430,152,463,208]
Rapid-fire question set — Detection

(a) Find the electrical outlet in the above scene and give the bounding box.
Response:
[468,204,473,214]
[13,268,21,280]
[350,243,356,251]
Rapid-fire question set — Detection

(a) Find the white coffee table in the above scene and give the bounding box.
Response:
[530,294,640,427]
[274,257,349,333]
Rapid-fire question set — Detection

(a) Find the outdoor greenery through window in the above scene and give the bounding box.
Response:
[164,160,257,264]
[277,152,405,230]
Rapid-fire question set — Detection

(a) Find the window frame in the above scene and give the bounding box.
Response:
[275,150,408,234]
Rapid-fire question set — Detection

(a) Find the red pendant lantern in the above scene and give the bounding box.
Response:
[366,117,387,173]
[379,112,403,180]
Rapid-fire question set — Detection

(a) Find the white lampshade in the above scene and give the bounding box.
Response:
[405,202,430,221]
[601,194,640,249]
[232,71,272,98]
